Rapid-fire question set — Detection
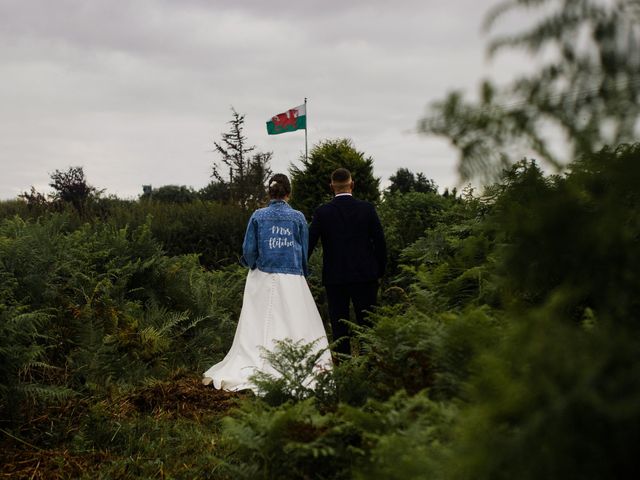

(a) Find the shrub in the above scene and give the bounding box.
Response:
[0,213,246,422]
[289,139,380,220]
[250,338,334,407]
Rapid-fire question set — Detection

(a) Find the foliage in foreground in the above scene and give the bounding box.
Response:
[0,215,245,425]
[1,144,639,479]
[219,144,640,479]
[420,0,640,181]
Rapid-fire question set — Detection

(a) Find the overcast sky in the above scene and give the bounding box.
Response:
[0,0,533,199]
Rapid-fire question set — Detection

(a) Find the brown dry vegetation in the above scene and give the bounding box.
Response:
[0,374,248,479]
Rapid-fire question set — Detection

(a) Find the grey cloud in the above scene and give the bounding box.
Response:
[0,0,524,199]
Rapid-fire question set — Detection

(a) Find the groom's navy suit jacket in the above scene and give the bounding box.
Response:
[308,195,387,285]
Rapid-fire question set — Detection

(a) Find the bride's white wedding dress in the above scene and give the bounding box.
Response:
[203,268,332,392]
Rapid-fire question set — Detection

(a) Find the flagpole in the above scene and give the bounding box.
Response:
[304,97,308,162]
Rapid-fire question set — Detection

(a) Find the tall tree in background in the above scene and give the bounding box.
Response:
[141,185,198,203]
[387,167,438,195]
[289,139,380,219]
[419,0,640,182]
[246,151,274,207]
[210,108,272,209]
[49,166,98,214]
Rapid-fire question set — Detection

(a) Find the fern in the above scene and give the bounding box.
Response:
[250,338,334,407]
[0,309,57,421]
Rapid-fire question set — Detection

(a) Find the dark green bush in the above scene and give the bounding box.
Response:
[445,315,640,480]
[378,191,447,274]
[289,139,380,220]
[439,145,640,479]
[101,200,250,269]
[0,213,245,422]
[221,389,455,480]
[0,198,250,269]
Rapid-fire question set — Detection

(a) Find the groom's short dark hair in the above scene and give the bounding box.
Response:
[331,168,352,184]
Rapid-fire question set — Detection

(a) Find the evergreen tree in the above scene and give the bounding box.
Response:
[198,180,231,203]
[387,168,438,195]
[211,108,272,209]
[289,138,380,219]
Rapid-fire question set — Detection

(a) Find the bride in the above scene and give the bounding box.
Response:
[202,173,332,392]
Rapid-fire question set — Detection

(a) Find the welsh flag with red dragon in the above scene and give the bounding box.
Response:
[266,104,306,135]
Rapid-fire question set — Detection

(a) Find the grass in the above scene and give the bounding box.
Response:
[0,373,251,479]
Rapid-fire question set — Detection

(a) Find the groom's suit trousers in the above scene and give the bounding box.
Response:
[325,280,379,356]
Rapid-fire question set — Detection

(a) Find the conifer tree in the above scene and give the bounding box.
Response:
[289,138,380,219]
[211,107,272,209]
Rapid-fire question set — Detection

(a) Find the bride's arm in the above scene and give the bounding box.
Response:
[240,214,259,269]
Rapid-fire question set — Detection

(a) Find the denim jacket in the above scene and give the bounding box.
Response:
[240,200,309,276]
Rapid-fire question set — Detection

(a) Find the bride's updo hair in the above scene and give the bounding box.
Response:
[268,173,292,199]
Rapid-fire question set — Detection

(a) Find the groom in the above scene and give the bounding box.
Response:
[308,168,387,356]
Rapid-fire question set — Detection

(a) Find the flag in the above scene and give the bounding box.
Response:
[266,104,306,135]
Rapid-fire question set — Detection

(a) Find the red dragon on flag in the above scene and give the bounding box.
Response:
[271,109,299,129]
[266,104,307,135]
